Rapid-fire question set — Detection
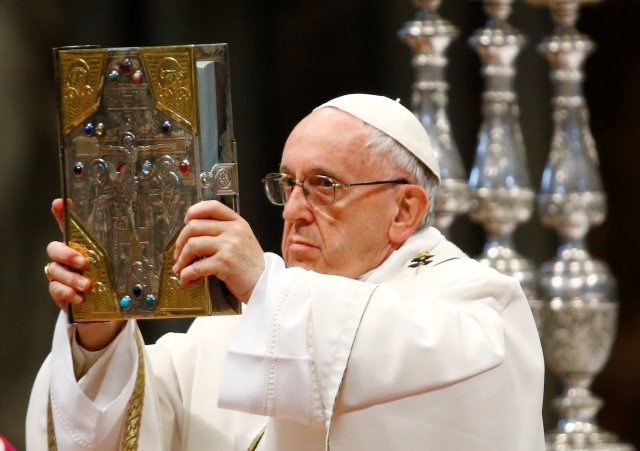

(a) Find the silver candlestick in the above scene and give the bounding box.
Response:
[467,0,543,332]
[530,0,633,449]
[399,0,469,235]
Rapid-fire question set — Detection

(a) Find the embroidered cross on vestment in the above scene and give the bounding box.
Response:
[409,250,434,268]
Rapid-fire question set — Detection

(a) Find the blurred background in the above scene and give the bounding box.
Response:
[0,0,638,448]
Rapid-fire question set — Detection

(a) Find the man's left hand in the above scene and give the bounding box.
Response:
[172,200,265,302]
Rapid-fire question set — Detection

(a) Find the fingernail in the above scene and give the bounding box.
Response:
[172,264,179,274]
[74,255,87,268]
[77,279,91,291]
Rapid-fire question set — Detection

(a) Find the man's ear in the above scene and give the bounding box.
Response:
[388,185,429,246]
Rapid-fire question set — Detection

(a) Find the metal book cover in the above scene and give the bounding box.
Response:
[54,44,241,322]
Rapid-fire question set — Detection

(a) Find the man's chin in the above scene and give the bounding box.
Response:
[285,258,316,271]
[284,253,321,272]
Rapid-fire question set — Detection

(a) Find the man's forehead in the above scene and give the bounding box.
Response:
[283,108,371,151]
[280,111,380,178]
[297,106,370,132]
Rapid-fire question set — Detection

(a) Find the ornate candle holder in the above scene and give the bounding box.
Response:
[399,0,469,235]
[530,1,633,449]
[467,0,543,332]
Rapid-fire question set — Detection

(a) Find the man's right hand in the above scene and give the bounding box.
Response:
[46,199,124,351]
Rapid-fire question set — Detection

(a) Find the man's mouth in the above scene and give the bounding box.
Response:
[290,239,315,247]
[287,238,318,251]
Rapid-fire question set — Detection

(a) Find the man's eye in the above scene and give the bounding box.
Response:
[308,176,333,188]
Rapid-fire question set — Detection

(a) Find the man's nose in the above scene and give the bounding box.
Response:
[282,184,313,223]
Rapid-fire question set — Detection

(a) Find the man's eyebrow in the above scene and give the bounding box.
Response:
[278,164,343,181]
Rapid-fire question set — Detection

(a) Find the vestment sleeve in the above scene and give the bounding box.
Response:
[70,335,108,380]
[27,311,264,450]
[219,255,515,427]
[332,260,515,413]
[26,311,140,450]
[26,311,194,450]
[218,253,378,427]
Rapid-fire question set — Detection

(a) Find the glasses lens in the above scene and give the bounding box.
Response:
[305,175,335,207]
[263,173,287,205]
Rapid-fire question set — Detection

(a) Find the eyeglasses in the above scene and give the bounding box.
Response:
[262,172,408,208]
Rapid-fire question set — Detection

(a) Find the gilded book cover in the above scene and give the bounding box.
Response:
[54,44,241,322]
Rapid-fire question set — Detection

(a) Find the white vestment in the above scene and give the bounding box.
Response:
[27,227,545,450]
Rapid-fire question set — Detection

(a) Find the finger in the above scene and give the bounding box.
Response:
[51,198,76,232]
[178,256,209,286]
[49,280,84,309]
[177,241,243,286]
[51,199,64,230]
[47,262,92,292]
[173,219,226,261]
[178,254,227,286]
[178,252,259,302]
[184,200,239,223]
[47,241,88,270]
[172,235,219,275]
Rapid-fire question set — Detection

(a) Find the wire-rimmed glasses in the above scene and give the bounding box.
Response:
[262,172,408,208]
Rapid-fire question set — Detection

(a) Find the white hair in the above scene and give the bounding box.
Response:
[366,127,439,228]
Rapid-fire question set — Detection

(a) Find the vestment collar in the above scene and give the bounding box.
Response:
[359,227,444,284]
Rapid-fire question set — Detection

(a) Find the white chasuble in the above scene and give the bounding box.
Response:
[27,227,544,450]
[220,227,544,450]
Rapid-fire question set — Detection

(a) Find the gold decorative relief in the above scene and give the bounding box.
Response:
[139,46,198,133]
[67,212,121,322]
[157,234,211,316]
[59,51,107,135]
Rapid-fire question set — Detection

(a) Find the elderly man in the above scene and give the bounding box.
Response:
[28,94,544,450]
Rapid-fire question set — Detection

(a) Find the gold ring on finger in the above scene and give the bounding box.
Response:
[44,262,53,282]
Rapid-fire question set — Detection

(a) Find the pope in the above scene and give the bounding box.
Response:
[28,94,544,450]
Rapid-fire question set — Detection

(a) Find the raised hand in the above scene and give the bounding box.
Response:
[172,200,265,302]
[45,199,124,350]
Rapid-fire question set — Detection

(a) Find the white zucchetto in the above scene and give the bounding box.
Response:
[315,93,440,181]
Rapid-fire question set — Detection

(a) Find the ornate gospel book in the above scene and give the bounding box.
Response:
[54,44,241,322]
